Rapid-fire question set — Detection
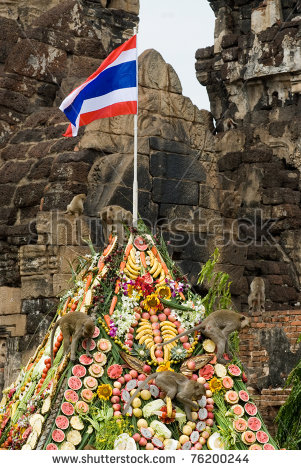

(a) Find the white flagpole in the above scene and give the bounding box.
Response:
[132,26,138,228]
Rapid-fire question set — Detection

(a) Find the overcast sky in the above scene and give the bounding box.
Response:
[138,0,215,111]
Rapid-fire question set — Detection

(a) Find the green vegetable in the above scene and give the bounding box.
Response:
[149,420,171,439]
[142,399,165,418]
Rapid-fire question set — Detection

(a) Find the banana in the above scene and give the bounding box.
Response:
[138,334,153,345]
[149,258,159,275]
[144,338,155,348]
[158,270,166,283]
[129,248,136,264]
[127,256,140,272]
[124,268,138,280]
[125,263,140,275]
[166,395,173,417]
[150,345,157,362]
[135,329,152,340]
[161,328,177,336]
[153,263,162,278]
[147,250,155,261]
[136,324,153,334]
[160,321,178,328]
[163,345,170,363]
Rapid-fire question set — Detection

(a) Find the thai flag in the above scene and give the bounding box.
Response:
[60,35,137,137]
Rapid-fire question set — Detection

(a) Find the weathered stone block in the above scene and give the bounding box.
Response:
[53,274,72,297]
[58,246,92,274]
[0,287,21,315]
[0,160,34,184]
[36,212,90,246]
[14,182,45,208]
[0,314,26,337]
[21,275,53,299]
[150,152,206,182]
[19,245,59,276]
[218,152,242,171]
[50,161,90,183]
[152,178,199,206]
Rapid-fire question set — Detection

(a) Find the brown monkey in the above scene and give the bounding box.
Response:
[123,371,206,420]
[248,277,265,313]
[99,205,133,245]
[157,309,250,364]
[50,311,95,365]
[65,194,86,216]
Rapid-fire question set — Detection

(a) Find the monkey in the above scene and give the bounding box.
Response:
[50,311,95,365]
[248,277,265,313]
[65,194,86,216]
[156,310,250,364]
[99,205,133,245]
[123,371,206,421]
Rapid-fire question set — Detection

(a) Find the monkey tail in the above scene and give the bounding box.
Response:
[122,373,158,415]
[50,319,60,367]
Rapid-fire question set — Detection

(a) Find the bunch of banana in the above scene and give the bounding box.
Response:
[160,321,178,357]
[147,250,163,278]
[135,320,154,349]
[124,247,141,280]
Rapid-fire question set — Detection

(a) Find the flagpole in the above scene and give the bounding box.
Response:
[133,26,138,228]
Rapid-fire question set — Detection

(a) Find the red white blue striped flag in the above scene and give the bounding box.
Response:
[60,35,137,137]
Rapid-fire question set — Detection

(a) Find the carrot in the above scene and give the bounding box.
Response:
[62,297,70,314]
[124,243,133,259]
[151,245,159,257]
[174,281,185,301]
[97,261,105,273]
[114,280,121,294]
[161,261,169,275]
[120,261,126,271]
[104,314,111,328]
[109,233,113,243]
[109,295,118,316]
[102,243,112,257]
[84,273,93,292]
[140,251,147,268]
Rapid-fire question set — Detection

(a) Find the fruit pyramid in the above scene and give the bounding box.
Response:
[0,229,279,450]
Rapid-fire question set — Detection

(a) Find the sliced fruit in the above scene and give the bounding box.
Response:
[68,376,82,391]
[61,402,75,416]
[222,376,234,389]
[239,390,249,402]
[97,339,112,352]
[207,432,225,450]
[149,385,160,398]
[60,442,76,450]
[231,404,244,417]
[82,339,96,351]
[46,443,58,450]
[81,388,94,402]
[55,415,69,430]
[199,364,215,380]
[121,389,131,403]
[263,444,275,450]
[88,363,104,378]
[247,417,261,432]
[52,429,65,443]
[64,390,79,404]
[196,421,206,432]
[83,376,98,390]
[228,364,242,377]
[75,401,89,414]
[125,379,138,391]
[70,415,85,431]
[72,365,87,378]
[93,351,107,365]
[233,418,247,432]
[79,354,93,366]
[244,403,258,416]
[214,363,227,378]
[249,444,262,450]
[241,430,256,445]
[198,408,208,420]
[225,390,239,404]
[256,430,269,444]
[134,236,148,251]
[190,431,200,444]
[92,326,100,338]
[66,429,82,446]
[203,339,216,353]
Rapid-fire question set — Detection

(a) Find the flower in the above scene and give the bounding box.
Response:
[156,285,171,300]
[144,293,160,311]
[97,384,113,400]
[156,361,174,373]
[208,377,223,393]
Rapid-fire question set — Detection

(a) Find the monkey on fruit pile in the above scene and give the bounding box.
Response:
[123,371,206,421]
[99,205,133,245]
[50,311,95,365]
[248,277,265,313]
[157,309,250,364]
[65,194,86,216]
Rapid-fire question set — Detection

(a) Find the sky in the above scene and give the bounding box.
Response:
[138,0,215,111]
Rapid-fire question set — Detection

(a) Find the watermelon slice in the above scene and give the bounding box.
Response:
[228,364,241,376]
[233,418,247,432]
[82,339,96,351]
[52,429,65,443]
[244,403,257,416]
[68,376,82,391]
[61,402,75,416]
[247,417,261,432]
[72,365,87,378]
[92,326,100,338]
[55,415,69,430]
[46,443,58,450]
[134,236,148,251]
[79,354,93,366]
[64,390,79,404]
[256,431,269,444]
[239,390,249,402]
[222,376,233,390]
[263,444,275,450]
